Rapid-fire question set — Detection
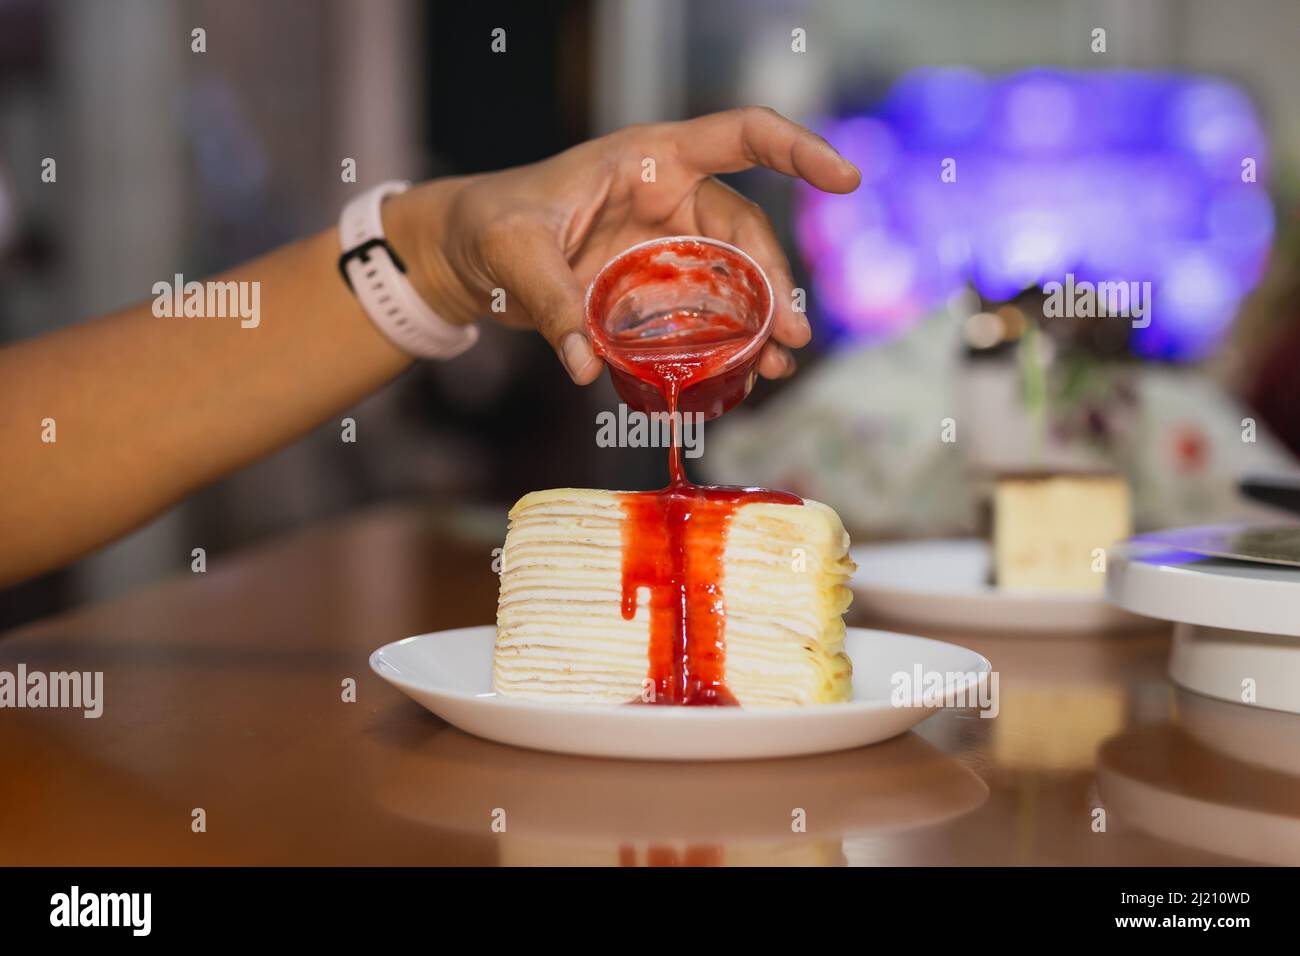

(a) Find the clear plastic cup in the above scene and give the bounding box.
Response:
[585,236,775,420]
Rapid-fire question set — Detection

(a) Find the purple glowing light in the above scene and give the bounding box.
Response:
[797,68,1274,359]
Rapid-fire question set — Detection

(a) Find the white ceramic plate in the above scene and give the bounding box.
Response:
[850,538,1148,633]
[1106,538,1300,637]
[1107,539,1300,714]
[369,626,991,761]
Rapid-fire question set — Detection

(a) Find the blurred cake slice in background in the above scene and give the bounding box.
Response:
[993,473,1132,593]
[494,488,854,707]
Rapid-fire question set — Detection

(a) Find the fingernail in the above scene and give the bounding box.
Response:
[560,332,595,382]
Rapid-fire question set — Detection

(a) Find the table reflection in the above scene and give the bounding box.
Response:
[373,727,988,866]
[1098,689,1300,865]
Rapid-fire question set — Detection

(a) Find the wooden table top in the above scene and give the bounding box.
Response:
[2,502,1295,866]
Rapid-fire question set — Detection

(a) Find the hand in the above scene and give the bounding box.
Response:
[389,107,860,384]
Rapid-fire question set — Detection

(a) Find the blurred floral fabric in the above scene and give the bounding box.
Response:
[704,313,1298,538]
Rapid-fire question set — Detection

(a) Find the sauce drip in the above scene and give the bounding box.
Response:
[620,480,799,706]
[611,308,800,707]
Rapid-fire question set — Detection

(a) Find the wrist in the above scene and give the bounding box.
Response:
[382,178,479,327]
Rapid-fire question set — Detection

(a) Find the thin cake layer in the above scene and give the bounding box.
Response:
[494,488,854,706]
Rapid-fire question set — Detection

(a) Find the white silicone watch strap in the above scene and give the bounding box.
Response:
[338,180,478,359]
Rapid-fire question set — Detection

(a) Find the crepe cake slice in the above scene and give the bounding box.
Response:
[494,488,854,707]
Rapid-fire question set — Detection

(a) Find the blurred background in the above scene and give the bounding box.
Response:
[3,0,1300,628]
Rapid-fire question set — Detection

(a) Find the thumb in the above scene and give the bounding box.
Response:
[487,229,602,384]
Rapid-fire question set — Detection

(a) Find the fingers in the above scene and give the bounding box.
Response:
[671,106,860,194]
[694,177,811,350]
[483,221,602,384]
[757,340,796,380]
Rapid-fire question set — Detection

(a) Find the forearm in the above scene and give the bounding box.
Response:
[0,108,859,589]
[0,197,439,586]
